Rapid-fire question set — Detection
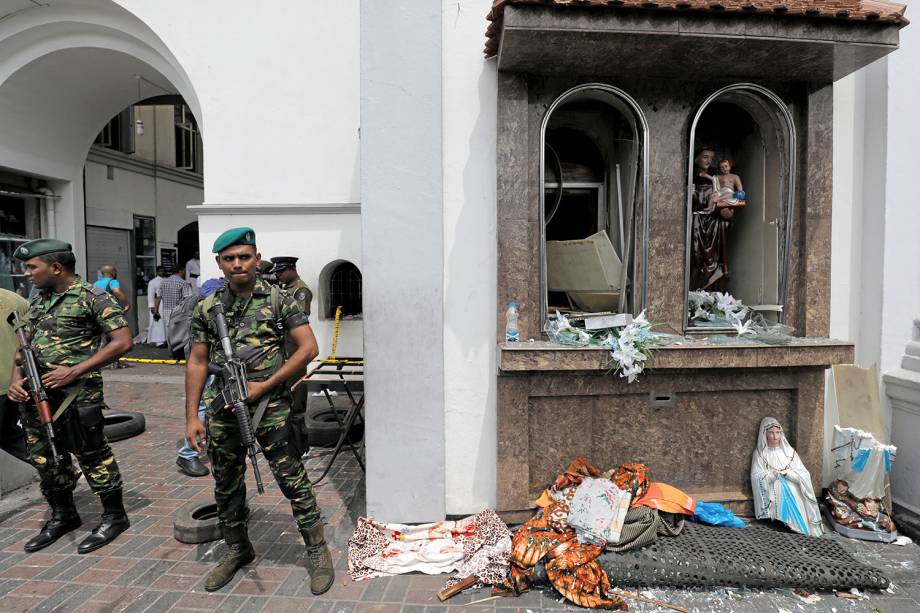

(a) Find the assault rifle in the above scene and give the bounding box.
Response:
[209,302,265,494]
[6,311,61,464]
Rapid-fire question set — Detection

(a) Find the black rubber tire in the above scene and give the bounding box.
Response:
[304,406,364,448]
[173,499,221,544]
[103,412,146,442]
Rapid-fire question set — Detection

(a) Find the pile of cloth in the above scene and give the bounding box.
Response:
[500,457,743,609]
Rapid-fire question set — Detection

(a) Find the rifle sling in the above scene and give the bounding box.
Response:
[251,394,271,432]
[51,378,88,422]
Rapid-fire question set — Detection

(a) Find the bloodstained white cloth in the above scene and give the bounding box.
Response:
[348,509,511,582]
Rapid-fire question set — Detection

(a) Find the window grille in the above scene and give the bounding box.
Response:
[328,262,362,317]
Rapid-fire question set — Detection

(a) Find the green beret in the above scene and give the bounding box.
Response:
[212,227,256,254]
[13,238,72,261]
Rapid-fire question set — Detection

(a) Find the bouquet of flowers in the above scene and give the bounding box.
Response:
[545,311,657,383]
[688,290,756,336]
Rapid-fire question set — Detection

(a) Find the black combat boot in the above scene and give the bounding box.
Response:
[24,491,82,553]
[77,489,130,554]
[301,522,335,595]
[205,524,255,592]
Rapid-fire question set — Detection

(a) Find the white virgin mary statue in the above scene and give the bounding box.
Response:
[751,416,824,537]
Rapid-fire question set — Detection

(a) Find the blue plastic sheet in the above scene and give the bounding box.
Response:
[851,448,871,472]
[692,500,746,529]
[884,449,893,473]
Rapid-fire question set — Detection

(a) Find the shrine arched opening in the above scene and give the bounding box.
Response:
[683,84,796,332]
[540,84,649,326]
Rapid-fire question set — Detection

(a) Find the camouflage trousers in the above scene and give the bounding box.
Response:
[207,399,320,530]
[19,402,123,497]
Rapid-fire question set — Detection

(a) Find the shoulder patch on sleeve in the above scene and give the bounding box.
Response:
[294,288,308,302]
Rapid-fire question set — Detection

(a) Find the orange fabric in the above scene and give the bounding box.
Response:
[534,489,555,508]
[635,482,697,515]
[551,457,601,492]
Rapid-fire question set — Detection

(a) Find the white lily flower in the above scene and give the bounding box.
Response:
[732,318,756,336]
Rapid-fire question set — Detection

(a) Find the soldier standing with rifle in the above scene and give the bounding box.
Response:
[270,256,313,455]
[6,239,133,554]
[184,228,334,594]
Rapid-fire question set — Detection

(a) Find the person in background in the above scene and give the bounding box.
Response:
[270,256,313,455]
[145,266,168,347]
[175,278,223,478]
[0,287,31,465]
[94,265,131,313]
[185,251,201,293]
[154,267,191,332]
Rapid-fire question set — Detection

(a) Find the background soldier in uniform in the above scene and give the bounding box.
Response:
[270,256,313,455]
[270,256,312,317]
[7,239,133,554]
[1,287,30,464]
[184,228,333,594]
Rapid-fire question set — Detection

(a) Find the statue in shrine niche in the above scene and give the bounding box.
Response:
[707,159,746,210]
[689,149,745,291]
[751,417,825,537]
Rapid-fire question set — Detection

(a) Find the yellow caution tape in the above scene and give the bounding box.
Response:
[118,357,186,365]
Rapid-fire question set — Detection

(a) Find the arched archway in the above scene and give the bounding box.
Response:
[539,84,650,324]
[0,0,202,277]
[683,83,796,331]
[176,221,200,270]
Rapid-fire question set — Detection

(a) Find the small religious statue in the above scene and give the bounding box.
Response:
[751,417,825,537]
[824,479,896,535]
[689,149,746,291]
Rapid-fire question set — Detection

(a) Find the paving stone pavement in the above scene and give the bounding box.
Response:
[0,362,919,613]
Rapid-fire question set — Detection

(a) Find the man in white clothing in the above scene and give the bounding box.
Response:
[146,266,167,346]
[185,251,201,293]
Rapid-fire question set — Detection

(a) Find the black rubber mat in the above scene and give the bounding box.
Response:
[598,521,889,590]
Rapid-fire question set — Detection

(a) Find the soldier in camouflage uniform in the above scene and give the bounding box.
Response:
[184,227,334,594]
[270,256,313,455]
[7,239,133,554]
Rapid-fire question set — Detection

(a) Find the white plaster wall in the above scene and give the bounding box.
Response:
[442,0,498,515]
[881,5,920,509]
[361,0,446,522]
[879,13,920,379]
[197,213,364,360]
[830,5,920,504]
[114,0,361,206]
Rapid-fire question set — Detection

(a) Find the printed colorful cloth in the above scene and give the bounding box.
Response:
[567,478,632,545]
[552,456,601,492]
[611,462,650,502]
[444,509,513,588]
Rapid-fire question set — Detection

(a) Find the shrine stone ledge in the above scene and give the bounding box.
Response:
[498,338,855,372]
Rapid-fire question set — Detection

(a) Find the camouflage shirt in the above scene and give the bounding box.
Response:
[281,278,312,318]
[27,277,128,405]
[191,279,308,409]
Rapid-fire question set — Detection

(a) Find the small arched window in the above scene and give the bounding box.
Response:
[324,261,362,319]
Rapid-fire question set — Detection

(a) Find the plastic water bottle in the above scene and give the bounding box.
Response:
[505,300,520,342]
